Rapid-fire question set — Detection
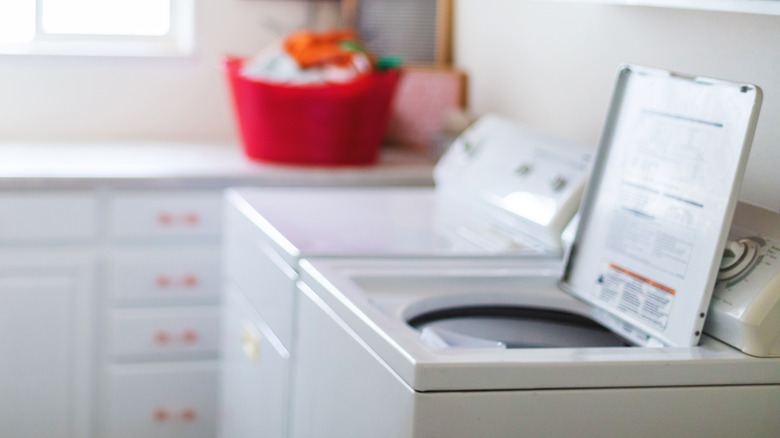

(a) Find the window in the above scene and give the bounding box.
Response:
[0,0,194,56]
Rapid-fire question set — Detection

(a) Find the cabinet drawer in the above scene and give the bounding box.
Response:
[110,307,219,361]
[0,192,97,242]
[109,246,220,306]
[108,191,222,240]
[105,362,217,438]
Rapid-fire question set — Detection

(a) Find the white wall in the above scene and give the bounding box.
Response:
[1,0,776,209]
[454,0,780,211]
[0,0,338,143]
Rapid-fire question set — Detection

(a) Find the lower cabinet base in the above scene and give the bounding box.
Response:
[102,361,218,438]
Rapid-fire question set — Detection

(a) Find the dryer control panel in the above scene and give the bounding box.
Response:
[705,204,780,357]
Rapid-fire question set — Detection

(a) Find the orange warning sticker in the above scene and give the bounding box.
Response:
[595,263,676,330]
[608,264,675,295]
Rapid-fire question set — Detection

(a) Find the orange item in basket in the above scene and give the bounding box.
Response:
[283,30,364,69]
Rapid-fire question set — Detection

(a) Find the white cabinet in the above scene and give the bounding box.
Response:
[219,284,290,438]
[0,144,432,438]
[0,188,224,438]
[0,192,98,242]
[219,198,297,438]
[0,189,223,438]
[0,250,95,438]
[223,204,297,348]
[101,190,222,438]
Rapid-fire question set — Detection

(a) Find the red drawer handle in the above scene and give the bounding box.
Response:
[156,275,172,288]
[181,330,199,344]
[184,212,200,225]
[157,212,173,225]
[156,274,200,289]
[157,211,201,227]
[154,331,171,345]
[181,408,197,422]
[182,274,199,288]
[153,408,169,422]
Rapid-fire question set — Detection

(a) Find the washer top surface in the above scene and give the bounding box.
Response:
[299,257,780,392]
[228,187,557,260]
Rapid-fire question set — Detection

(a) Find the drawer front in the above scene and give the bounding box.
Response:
[220,286,289,438]
[0,192,97,242]
[110,307,220,361]
[108,191,222,240]
[224,229,297,349]
[109,246,220,306]
[105,362,217,438]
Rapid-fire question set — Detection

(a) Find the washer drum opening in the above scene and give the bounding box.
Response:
[408,306,630,349]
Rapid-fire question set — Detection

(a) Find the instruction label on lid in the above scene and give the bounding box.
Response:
[560,65,761,347]
[595,264,676,330]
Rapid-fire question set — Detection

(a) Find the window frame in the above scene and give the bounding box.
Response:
[0,0,195,57]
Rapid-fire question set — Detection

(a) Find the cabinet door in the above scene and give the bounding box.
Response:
[219,284,290,438]
[223,214,298,349]
[0,276,80,438]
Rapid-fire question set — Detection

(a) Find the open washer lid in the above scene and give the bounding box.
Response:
[560,65,762,347]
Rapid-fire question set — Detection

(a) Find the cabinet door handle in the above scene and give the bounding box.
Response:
[184,212,200,225]
[155,330,202,345]
[153,408,169,422]
[156,211,201,227]
[157,212,174,225]
[180,408,198,422]
[181,330,199,344]
[154,407,197,422]
[241,322,261,363]
[156,274,201,289]
[154,330,171,345]
[182,274,199,288]
[156,275,172,288]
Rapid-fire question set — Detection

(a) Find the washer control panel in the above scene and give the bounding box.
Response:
[433,114,593,252]
[706,229,780,357]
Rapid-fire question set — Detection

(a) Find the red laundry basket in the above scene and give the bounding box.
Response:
[224,56,401,166]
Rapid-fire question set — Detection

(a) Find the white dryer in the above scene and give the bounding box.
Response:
[288,66,779,437]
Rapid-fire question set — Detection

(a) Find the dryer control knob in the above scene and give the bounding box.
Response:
[718,239,759,281]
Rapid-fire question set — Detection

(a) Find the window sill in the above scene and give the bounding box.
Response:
[0,39,194,57]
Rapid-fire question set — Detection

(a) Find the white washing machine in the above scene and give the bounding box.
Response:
[219,115,594,437]
[287,66,780,437]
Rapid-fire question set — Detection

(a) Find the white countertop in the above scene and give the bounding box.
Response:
[0,142,434,189]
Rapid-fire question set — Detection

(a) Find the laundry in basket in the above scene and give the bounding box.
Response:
[225,30,402,166]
